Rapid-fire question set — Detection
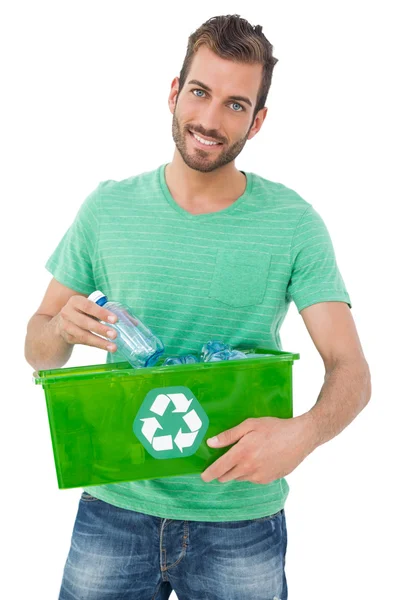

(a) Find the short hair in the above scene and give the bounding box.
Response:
[178,14,279,121]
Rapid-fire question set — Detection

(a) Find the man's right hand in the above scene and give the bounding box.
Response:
[53,295,119,352]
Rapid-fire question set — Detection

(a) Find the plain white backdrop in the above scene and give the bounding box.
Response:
[2,0,398,598]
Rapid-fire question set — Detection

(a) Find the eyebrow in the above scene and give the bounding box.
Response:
[187,79,253,108]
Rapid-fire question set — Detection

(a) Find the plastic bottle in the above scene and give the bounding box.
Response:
[88,291,164,368]
[201,341,275,362]
[205,349,248,362]
[162,354,200,366]
[201,341,232,362]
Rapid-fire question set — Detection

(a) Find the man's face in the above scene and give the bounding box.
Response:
[169,46,266,173]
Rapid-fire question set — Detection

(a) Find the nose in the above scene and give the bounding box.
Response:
[197,102,223,142]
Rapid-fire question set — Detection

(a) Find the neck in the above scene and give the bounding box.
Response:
[165,150,246,205]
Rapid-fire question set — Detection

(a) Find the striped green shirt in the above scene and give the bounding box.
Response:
[45,163,351,521]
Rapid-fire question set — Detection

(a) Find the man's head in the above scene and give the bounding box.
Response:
[168,14,278,173]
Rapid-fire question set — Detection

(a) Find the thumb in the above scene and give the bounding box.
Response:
[207,419,254,448]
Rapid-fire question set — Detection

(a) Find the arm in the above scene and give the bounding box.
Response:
[24,278,118,371]
[201,301,371,483]
[24,278,86,370]
[296,301,371,452]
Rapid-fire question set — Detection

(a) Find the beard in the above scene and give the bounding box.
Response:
[171,109,254,173]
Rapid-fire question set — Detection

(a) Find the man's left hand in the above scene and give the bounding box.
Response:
[201,415,314,484]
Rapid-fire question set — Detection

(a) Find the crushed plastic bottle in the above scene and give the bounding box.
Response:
[201,341,232,362]
[162,354,200,366]
[200,341,276,363]
[88,291,164,369]
[205,349,248,362]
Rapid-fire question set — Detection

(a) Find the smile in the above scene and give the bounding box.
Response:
[188,130,223,149]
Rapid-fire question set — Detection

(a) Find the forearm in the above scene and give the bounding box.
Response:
[24,314,73,371]
[298,360,372,453]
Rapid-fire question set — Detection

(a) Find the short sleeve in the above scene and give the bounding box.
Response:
[286,205,352,312]
[45,185,100,294]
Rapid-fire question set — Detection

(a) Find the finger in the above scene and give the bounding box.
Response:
[63,321,117,352]
[217,465,248,483]
[201,448,241,483]
[74,296,118,324]
[207,418,255,448]
[72,310,119,341]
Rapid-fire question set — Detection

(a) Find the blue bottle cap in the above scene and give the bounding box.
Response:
[88,290,108,306]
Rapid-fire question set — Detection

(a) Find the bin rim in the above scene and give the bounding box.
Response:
[33,347,300,386]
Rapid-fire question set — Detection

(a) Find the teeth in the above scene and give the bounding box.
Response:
[192,132,219,146]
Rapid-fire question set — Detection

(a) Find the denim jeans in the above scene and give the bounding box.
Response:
[58,491,288,600]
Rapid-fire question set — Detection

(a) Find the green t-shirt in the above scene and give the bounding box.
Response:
[45,163,351,521]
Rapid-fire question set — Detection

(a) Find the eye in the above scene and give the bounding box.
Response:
[229,102,244,112]
[191,89,244,112]
[192,89,206,98]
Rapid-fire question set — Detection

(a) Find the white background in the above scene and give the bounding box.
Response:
[2,0,398,598]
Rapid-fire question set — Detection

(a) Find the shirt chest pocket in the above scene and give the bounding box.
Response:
[208,249,272,308]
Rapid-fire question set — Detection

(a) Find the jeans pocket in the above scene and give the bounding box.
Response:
[208,249,272,308]
[80,491,100,502]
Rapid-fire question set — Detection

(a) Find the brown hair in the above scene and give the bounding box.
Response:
[178,14,279,123]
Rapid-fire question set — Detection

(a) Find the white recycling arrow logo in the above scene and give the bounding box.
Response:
[140,392,203,453]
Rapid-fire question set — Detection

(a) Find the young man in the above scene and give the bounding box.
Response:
[25,14,371,600]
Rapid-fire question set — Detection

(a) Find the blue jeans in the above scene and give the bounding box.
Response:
[59,491,288,600]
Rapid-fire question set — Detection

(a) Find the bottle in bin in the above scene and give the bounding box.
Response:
[88,291,164,368]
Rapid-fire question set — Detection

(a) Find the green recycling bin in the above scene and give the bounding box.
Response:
[33,347,299,489]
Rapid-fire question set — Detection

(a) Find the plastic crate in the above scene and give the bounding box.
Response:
[34,347,299,489]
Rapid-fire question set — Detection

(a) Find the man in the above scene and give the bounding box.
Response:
[25,14,371,600]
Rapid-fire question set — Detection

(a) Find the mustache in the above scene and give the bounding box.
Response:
[186,127,225,144]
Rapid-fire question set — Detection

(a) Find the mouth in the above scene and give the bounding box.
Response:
[188,130,223,150]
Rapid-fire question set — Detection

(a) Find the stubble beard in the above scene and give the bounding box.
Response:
[171,109,253,174]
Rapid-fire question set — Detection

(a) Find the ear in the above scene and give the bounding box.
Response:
[247,107,268,141]
[168,77,180,114]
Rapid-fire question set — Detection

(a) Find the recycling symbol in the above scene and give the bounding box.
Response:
[133,386,209,459]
